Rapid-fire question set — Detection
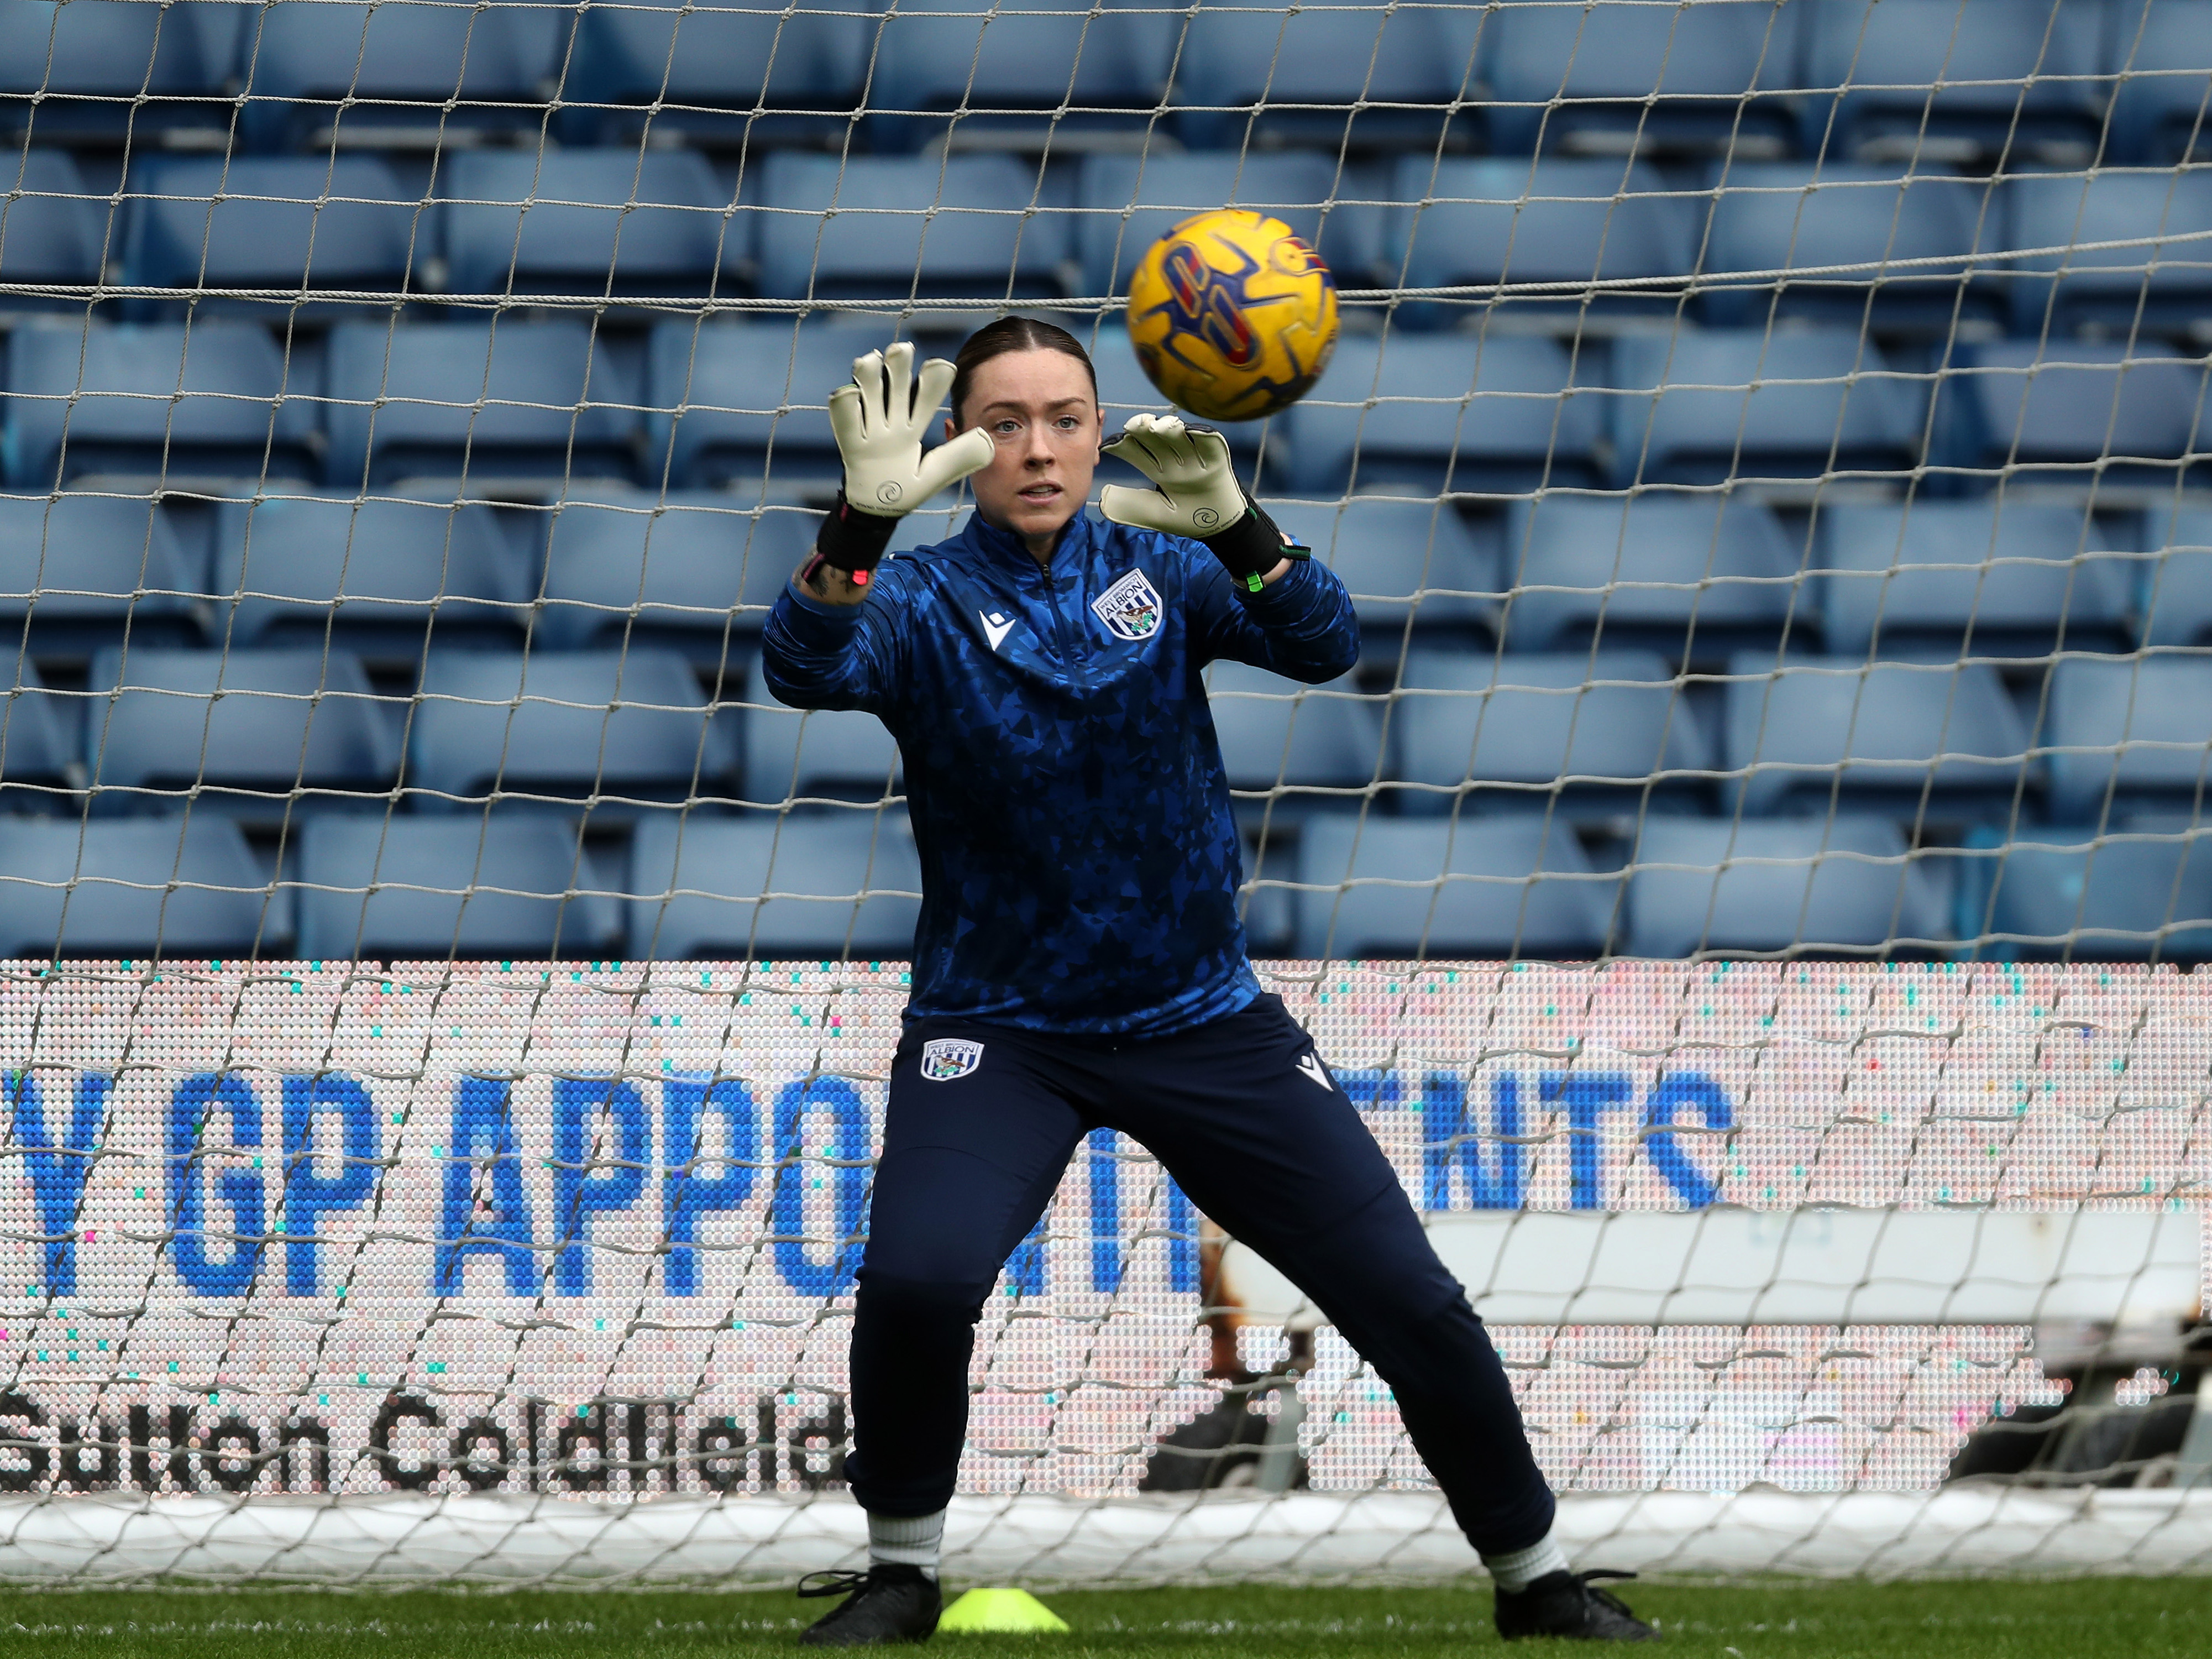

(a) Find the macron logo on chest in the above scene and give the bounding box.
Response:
[979,610,1015,652]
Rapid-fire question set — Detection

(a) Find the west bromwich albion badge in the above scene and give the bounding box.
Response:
[1091,569,1163,641]
[920,1038,984,1081]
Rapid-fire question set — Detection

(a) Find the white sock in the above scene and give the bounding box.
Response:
[868,1509,945,1577]
[1483,1533,1570,1593]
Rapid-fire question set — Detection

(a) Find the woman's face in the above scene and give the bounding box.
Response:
[947,348,1102,551]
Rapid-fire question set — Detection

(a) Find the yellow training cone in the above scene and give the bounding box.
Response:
[937,1587,1071,1635]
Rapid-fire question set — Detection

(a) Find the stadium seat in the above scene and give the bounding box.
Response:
[1722,655,2034,815]
[213,492,532,650]
[0,491,208,651]
[2106,0,2212,161]
[649,317,889,488]
[1817,499,2140,657]
[751,154,1070,301]
[291,813,622,960]
[0,151,108,300]
[1607,329,1927,487]
[0,0,241,148]
[118,156,423,302]
[1074,153,1375,300]
[437,149,741,297]
[233,0,569,152]
[742,654,900,804]
[1801,0,2109,166]
[2138,504,2212,646]
[863,0,1175,151]
[1279,333,1607,493]
[1201,660,1385,813]
[1392,648,1712,813]
[1623,815,1951,956]
[1697,163,2000,332]
[0,661,83,805]
[2045,656,2212,818]
[627,810,923,959]
[1498,494,1806,656]
[1,321,319,489]
[1384,158,1699,325]
[85,647,399,810]
[536,491,817,656]
[408,649,736,809]
[1481,0,1802,159]
[1940,341,2211,486]
[1963,820,2212,959]
[2003,169,2212,337]
[321,320,644,488]
[1264,497,1500,645]
[0,814,283,959]
[558,0,871,149]
[1166,0,1486,155]
[1293,815,1615,959]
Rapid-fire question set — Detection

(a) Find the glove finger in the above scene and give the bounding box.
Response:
[1190,426,1233,473]
[1102,429,1168,480]
[911,426,995,499]
[1099,483,1183,535]
[827,383,868,453]
[914,355,958,425]
[849,350,888,435]
[883,341,916,428]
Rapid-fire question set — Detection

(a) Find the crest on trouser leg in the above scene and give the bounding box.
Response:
[920,1038,984,1081]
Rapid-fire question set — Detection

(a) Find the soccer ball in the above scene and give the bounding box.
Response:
[1125,208,1339,423]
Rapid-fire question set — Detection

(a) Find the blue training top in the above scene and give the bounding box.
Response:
[761,508,1360,1037]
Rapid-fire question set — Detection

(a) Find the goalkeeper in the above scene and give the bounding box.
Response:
[762,317,1653,1647]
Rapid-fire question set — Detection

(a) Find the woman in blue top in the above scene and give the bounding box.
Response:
[763,318,1649,1646]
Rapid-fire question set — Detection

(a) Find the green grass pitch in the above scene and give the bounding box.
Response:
[0,1579,2202,1658]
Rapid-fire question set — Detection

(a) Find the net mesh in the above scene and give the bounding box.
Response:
[0,0,2205,1584]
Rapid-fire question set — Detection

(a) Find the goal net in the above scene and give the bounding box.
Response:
[0,0,2206,1586]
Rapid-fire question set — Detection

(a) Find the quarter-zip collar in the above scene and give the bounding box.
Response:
[965,504,1094,574]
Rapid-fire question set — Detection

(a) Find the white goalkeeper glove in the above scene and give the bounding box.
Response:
[808,341,994,588]
[1099,412,1303,593]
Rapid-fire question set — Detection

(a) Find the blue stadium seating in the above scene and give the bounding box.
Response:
[2106,0,2212,161]
[2138,504,2212,646]
[1962,820,2212,958]
[537,491,815,655]
[1817,499,2140,656]
[1942,341,2211,485]
[0,151,108,298]
[2046,656,2212,818]
[408,650,736,808]
[1607,329,1927,486]
[1074,153,1372,300]
[742,654,900,804]
[322,320,643,488]
[437,149,740,297]
[213,492,532,648]
[0,0,241,146]
[559,0,871,148]
[0,661,83,804]
[0,814,282,959]
[751,154,1070,300]
[627,810,923,959]
[1201,660,1385,813]
[0,492,208,650]
[119,156,422,303]
[2004,168,2212,336]
[1698,162,2000,331]
[233,0,569,151]
[85,647,398,807]
[1499,494,1805,655]
[291,813,622,960]
[2,321,318,489]
[1723,655,2034,815]
[649,317,888,488]
[1294,815,1615,959]
[1481,0,1802,158]
[1167,0,1486,154]
[1801,0,2109,166]
[1280,333,1606,493]
[1392,648,1712,812]
[1385,158,1699,323]
[1264,496,1500,645]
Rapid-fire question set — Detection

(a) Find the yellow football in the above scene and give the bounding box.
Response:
[1125,208,1339,423]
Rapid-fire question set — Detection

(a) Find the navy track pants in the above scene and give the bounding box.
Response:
[845,993,1558,1557]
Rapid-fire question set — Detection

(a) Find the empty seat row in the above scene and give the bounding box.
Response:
[7,0,2209,164]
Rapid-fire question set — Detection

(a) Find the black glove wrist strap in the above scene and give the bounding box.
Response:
[801,491,899,591]
[1200,500,1309,593]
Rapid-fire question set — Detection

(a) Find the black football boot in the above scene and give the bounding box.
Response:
[1494,1569,1660,1642]
[796,1564,943,1647]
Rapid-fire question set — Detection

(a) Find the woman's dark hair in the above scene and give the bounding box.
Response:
[948,316,1098,426]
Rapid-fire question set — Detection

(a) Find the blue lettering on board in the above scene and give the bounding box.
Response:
[771,1077,869,1297]
[551,1078,649,1296]
[661,1076,758,1296]
[280,1074,378,1296]
[8,1072,109,1296]
[436,1077,538,1296]
[169,1073,266,1296]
